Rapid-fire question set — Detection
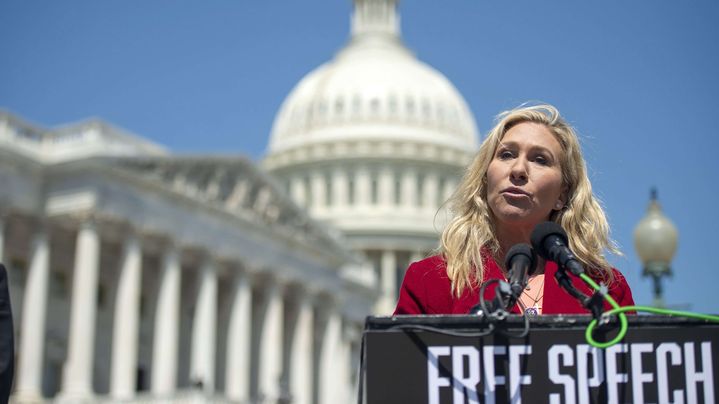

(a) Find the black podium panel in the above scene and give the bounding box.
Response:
[363,315,718,404]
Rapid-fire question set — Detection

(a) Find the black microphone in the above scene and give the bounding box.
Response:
[530,222,585,275]
[504,243,537,298]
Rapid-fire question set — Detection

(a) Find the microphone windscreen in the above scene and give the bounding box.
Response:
[530,221,568,258]
[504,243,534,269]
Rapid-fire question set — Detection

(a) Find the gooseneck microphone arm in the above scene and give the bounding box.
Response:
[505,243,537,305]
[530,221,585,276]
[469,243,537,315]
[531,222,607,316]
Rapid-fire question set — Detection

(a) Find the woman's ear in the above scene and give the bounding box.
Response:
[554,187,568,211]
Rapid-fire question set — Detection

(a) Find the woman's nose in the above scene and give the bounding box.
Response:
[510,158,528,180]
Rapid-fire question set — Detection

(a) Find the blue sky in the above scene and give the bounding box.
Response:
[1,1,718,314]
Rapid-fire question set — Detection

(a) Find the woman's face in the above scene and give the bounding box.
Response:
[486,121,565,230]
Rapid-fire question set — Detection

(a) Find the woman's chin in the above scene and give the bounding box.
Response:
[494,210,542,229]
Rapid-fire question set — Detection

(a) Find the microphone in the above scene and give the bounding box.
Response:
[530,222,585,275]
[504,243,537,298]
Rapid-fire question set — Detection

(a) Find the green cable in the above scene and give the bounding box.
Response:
[579,273,719,348]
[579,273,629,348]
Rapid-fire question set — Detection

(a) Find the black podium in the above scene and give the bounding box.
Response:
[362,315,717,404]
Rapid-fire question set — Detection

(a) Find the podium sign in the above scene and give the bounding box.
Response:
[363,315,718,404]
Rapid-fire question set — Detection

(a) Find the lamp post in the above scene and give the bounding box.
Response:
[633,188,678,308]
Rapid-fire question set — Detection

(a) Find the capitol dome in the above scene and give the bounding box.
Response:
[264,0,480,314]
[265,0,478,166]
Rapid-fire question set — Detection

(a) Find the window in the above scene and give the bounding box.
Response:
[394,174,402,205]
[437,177,446,207]
[417,173,425,207]
[371,173,379,205]
[370,98,380,115]
[304,176,313,207]
[348,174,356,205]
[325,174,333,206]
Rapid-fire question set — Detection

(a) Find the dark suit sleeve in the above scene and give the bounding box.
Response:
[0,264,14,403]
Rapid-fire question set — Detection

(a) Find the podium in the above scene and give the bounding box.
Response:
[362,315,717,404]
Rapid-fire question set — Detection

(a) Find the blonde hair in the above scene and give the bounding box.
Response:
[440,104,618,297]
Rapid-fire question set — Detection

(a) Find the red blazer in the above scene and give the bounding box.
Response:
[393,254,635,315]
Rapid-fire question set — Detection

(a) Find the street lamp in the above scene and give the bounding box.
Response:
[633,188,678,308]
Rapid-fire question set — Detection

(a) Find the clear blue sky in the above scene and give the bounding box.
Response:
[1,1,718,314]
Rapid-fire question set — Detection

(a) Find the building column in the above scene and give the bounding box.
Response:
[290,175,307,208]
[110,233,143,399]
[257,280,284,403]
[424,173,439,210]
[355,166,371,207]
[13,229,50,402]
[336,326,352,404]
[401,167,418,208]
[190,258,218,391]
[318,309,345,404]
[151,243,182,395]
[310,170,326,211]
[378,167,393,207]
[289,291,314,404]
[60,219,101,400]
[332,168,348,210]
[225,271,252,401]
[377,250,397,314]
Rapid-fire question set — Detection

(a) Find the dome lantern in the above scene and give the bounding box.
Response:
[351,0,400,39]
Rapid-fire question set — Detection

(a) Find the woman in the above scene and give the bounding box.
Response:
[394,104,634,315]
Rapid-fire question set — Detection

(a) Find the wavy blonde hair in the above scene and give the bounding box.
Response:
[440,104,619,297]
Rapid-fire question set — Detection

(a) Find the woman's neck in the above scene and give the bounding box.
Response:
[494,222,545,274]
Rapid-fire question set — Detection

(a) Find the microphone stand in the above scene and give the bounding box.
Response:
[554,267,606,319]
[469,279,516,320]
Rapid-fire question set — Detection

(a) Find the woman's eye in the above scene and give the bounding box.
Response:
[534,155,549,165]
[498,150,514,160]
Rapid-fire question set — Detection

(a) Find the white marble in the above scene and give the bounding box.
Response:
[289,292,314,404]
[60,219,101,400]
[190,259,218,391]
[13,230,50,401]
[225,272,252,401]
[379,249,398,315]
[151,245,182,394]
[401,168,418,208]
[257,281,284,402]
[111,234,143,398]
[318,310,344,404]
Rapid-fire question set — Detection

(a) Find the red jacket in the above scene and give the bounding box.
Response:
[393,254,634,315]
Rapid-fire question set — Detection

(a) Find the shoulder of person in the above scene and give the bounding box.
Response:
[406,255,449,280]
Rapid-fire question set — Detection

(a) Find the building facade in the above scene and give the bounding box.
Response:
[1,111,375,403]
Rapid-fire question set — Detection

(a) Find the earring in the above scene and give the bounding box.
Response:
[555,201,564,210]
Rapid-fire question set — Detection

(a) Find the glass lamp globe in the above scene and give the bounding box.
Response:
[633,189,678,277]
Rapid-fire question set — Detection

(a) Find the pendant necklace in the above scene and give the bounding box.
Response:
[522,275,544,317]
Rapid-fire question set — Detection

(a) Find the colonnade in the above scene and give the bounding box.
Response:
[7,214,355,403]
[289,165,457,212]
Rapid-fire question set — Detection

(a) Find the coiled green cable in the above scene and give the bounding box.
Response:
[579,273,719,348]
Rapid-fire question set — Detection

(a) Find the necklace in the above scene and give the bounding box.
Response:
[520,275,544,316]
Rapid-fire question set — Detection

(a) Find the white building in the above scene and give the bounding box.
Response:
[264,0,478,313]
[2,0,479,402]
[1,111,375,404]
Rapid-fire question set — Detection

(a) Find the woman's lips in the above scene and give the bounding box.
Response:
[501,187,530,197]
